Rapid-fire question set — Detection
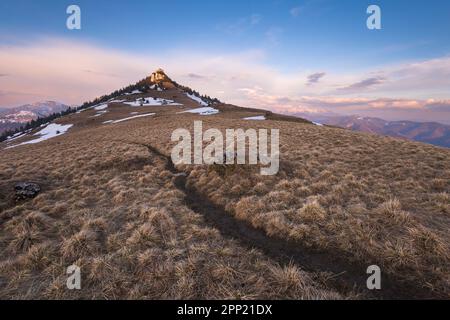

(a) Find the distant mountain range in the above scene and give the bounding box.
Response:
[0,101,70,135]
[291,113,450,148]
[1,99,449,148]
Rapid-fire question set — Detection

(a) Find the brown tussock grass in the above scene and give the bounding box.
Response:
[0,95,448,298]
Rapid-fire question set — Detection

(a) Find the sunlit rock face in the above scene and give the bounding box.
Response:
[148,68,176,89]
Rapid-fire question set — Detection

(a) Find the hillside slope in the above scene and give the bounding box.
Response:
[0,70,449,299]
[294,113,450,148]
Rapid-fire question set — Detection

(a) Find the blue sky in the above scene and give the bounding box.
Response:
[2,0,450,68]
[1,0,450,123]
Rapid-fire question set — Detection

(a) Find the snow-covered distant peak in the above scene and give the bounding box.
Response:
[0,101,70,131]
[13,110,35,117]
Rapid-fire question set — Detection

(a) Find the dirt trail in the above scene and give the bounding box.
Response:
[127,141,441,300]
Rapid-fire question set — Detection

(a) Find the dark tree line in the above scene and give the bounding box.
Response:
[175,83,221,105]
[0,80,144,143]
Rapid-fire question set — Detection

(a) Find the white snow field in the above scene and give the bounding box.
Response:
[186,93,208,106]
[243,115,266,120]
[6,123,73,149]
[106,113,155,124]
[180,107,219,115]
[6,132,27,141]
[124,97,180,107]
[108,99,126,103]
[124,90,142,95]
[76,102,110,113]
[91,110,108,118]
[94,104,108,111]
[150,85,163,91]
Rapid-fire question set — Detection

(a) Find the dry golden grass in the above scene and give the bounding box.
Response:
[0,89,449,299]
[0,106,343,299]
[179,118,450,297]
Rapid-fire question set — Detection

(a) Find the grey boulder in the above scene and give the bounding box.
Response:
[14,182,41,200]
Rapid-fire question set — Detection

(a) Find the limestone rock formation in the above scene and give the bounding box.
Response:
[148,68,176,89]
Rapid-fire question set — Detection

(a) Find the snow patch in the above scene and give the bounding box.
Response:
[94,104,108,111]
[180,107,219,115]
[6,123,73,149]
[91,111,108,118]
[312,121,324,126]
[106,113,155,124]
[124,97,180,107]
[186,93,208,106]
[13,110,35,117]
[150,85,163,92]
[125,90,142,95]
[243,115,266,120]
[6,132,27,142]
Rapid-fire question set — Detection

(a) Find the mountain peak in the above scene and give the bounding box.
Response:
[142,68,176,89]
[149,68,171,83]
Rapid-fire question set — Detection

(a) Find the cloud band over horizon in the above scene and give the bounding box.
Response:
[0,38,449,124]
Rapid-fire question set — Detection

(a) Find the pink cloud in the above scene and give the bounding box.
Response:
[236,86,450,123]
[0,37,449,123]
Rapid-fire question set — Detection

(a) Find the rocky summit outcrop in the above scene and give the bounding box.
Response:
[148,68,176,89]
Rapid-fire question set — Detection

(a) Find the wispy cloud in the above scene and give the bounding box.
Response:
[290,7,302,17]
[306,72,326,85]
[219,13,262,35]
[337,77,386,92]
[83,69,120,78]
[0,89,48,106]
[250,14,262,25]
[1,37,449,123]
[185,73,208,80]
[329,57,450,98]
[0,38,272,107]
[237,87,450,123]
[265,27,283,45]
